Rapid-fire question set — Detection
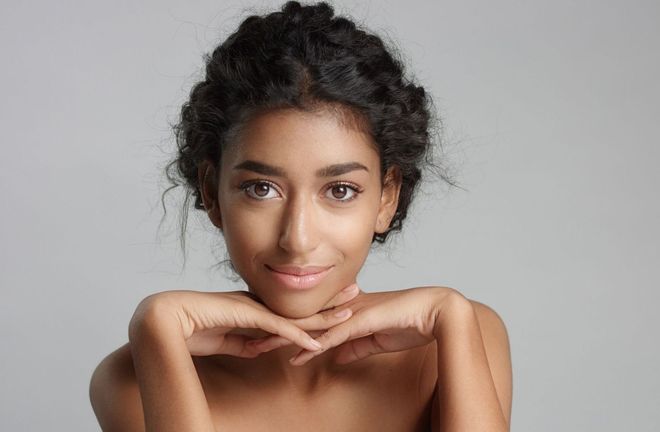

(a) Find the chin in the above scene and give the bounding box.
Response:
[272,308,313,319]
[252,293,325,319]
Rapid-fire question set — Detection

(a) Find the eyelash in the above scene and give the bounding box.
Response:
[239,180,363,203]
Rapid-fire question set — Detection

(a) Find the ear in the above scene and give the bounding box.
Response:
[198,161,223,231]
[375,165,402,234]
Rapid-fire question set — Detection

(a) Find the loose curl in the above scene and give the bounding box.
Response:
[161,1,459,269]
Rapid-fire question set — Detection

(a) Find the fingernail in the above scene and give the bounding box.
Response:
[334,308,351,318]
[310,339,323,350]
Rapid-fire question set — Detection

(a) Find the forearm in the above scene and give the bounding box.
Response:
[129,302,216,432]
[432,294,509,431]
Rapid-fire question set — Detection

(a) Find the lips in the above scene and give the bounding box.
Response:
[266,264,332,275]
[265,264,334,290]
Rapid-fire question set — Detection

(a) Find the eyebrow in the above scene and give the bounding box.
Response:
[232,160,369,177]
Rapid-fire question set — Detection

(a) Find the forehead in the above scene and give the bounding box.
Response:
[222,108,381,174]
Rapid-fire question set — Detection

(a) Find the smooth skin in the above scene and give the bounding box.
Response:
[89,108,512,431]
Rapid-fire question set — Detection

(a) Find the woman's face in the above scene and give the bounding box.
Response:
[202,108,400,318]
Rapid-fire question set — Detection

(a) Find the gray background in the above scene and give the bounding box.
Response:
[1,0,658,430]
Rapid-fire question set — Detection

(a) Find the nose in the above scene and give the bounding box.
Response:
[278,194,321,255]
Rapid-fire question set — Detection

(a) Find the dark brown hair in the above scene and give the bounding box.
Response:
[161,1,459,267]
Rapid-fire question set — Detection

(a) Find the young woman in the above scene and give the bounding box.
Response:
[89,2,512,431]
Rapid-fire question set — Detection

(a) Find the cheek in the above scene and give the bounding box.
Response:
[221,208,277,264]
[332,215,373,246]
[325,206,378,259]
[319,192,383,260]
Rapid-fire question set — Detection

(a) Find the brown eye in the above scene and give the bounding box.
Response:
[241,181,279,200]
[325,183,361,203]
[254,183,270,197]
[332,185,348,199]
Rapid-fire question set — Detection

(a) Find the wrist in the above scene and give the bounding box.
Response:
[128,294,184,344]
[432,289,476,340]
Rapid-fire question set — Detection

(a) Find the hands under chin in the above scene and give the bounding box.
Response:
[221,282,362,348]
[248,285,464,365]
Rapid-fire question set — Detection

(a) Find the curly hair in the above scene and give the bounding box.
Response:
[161,1,458,269]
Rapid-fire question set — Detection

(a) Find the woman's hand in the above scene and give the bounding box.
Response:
[250,285,460,365]
[128,283,359,358]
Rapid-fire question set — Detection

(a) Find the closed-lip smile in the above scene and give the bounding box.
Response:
[265,264,334,290]
[265,264,333,276]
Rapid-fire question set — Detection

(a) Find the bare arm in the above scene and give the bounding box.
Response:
[128,300,217,432]
[269,285,513,429]
[89,343,145,431]
[90,288,358,431]
[431,294,513,431]
[89,300,217,432]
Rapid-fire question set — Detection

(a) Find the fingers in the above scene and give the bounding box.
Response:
[289,315,373,365]
[288,303,354,331]
[245,333,321,355]
[332,335,384,364]
[282,282,357,333]
[249,309,323,353]
[219,333,264,358]
[224,284,360,356]
[247,285,359,354]
[318,283,360,311]
[249,309,353,354]
[245,335,293,353]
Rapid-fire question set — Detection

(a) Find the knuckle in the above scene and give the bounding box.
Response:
[316,329,333,343]
[371,334,387,352]
[322,310,336,322]
[351,313,373,337]
[349,342,361,359]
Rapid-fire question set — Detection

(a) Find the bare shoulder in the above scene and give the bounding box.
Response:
[467,298,513,425]
[89,343,145,432]
[468,299,508,336]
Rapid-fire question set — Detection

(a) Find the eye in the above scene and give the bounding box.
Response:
[325,182,362,203]
[240,180,280,200]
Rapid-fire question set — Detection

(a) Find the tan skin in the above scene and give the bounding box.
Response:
[89,108,513,431]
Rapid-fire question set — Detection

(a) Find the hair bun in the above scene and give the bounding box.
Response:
[282,1,334,24]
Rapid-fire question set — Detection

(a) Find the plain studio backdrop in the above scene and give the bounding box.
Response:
[1,0,658,430]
